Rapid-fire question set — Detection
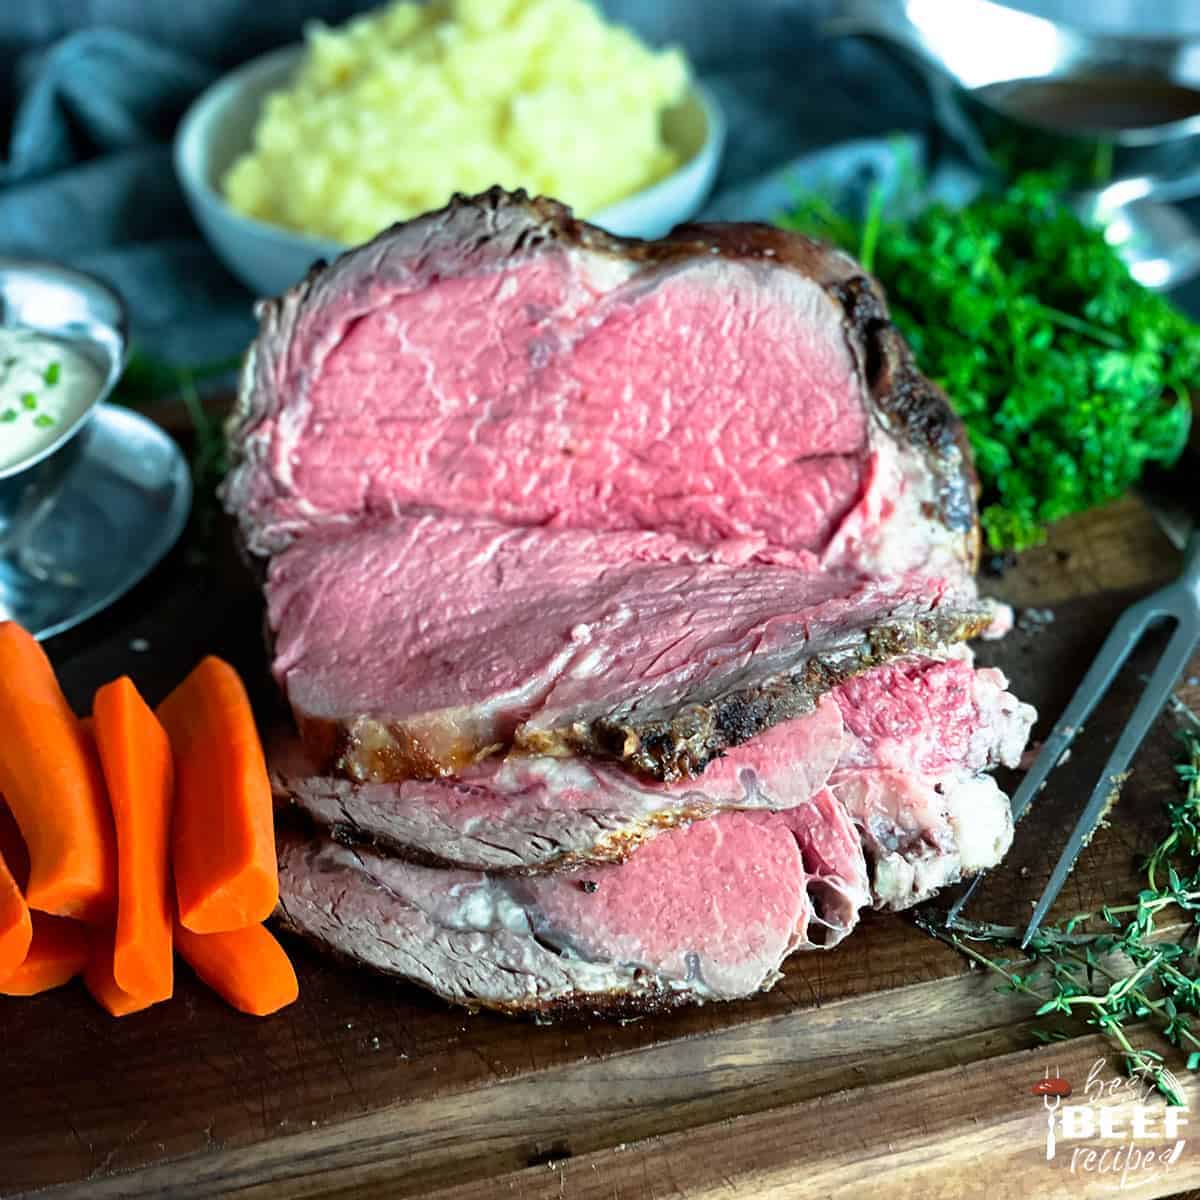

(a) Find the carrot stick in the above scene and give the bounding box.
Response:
[157,658,276,933]
[0,800,29,887]
[175,922,298,1016]
[0,803,31,982]
[83,934,159,1017]
[93,677,174,1002]
[0,913,89,995]
[0,622,116,922]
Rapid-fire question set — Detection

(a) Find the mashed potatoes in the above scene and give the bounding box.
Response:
[223,0,690,244]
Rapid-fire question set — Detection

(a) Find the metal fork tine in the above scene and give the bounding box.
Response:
[1021,615,1200,947]
[1010,598,1172,822]
[944,597,1165,929]
[942,874,983,927]
[946,528,1200,937]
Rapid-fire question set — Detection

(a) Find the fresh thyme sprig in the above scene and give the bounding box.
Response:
[919,720,1200,1106]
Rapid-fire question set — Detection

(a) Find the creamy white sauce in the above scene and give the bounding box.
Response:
[0,328,104,472]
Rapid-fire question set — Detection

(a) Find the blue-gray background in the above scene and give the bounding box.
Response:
[2,1,1199,362]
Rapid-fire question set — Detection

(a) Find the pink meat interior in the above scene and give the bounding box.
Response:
[296,255,869,553]
[526,810,812,998]
[266,515,959,737]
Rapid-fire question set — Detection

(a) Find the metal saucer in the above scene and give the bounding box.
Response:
[0,403,192,639]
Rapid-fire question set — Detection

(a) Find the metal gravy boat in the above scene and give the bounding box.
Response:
[826,0,1200,287]
[0,261,127,594]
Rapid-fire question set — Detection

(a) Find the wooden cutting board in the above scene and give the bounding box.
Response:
[3,405,1199,1199]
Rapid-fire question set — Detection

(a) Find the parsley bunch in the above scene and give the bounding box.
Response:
[919,714,1200,1106]
[781,173,1198,551]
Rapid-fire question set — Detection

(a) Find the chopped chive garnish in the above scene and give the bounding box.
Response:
[3,357,16,368]
[44,361,60,385]
[32,413,55,428]
[20,392,37,410]
[0,409,16,423]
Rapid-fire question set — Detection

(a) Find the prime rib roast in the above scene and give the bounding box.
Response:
[223,189,978,575]
[222,188,1035,1014]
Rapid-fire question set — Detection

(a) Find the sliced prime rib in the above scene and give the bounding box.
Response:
[267,516,991,784]
[273,694,845,872]
[276,788,872,1013]
[275,655,1034,890]
[222,190,1037,1012]
[223,188,978,581]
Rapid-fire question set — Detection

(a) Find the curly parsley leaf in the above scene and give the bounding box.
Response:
[780,171,1197,551]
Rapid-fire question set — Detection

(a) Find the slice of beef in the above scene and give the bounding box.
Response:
[267,516,991,783]
[831,769,1014,910]
[273,694,845,872]
[223,188,978,581]
[831,653,1035,777]
[275,655,1034,882]
[828,652,1035,909]
[275,789,871,1013]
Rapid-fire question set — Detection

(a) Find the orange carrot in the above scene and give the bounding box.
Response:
[0,802,31,982]
[175,922,298,1016]
[0,800,29,887]
[0,622,116,922]
[83,933,159,1017]
[158,657,276,933]
[0,913,89,995]
[93,677,174,1002]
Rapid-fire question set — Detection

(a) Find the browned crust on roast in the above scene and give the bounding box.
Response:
[299,712,493,784]
[535,608,992,780]
[312,604,992,785]
[827,276,980,566]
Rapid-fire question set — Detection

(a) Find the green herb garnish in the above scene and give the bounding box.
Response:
[43,361,60,386]
[110,349,241,412]
[780,171,1198,551]
[32,414,55,429]
[919,712,1200,1106]
[0,409,16,423]
[20,392,37,411]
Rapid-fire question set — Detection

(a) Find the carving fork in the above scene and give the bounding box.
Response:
[946,526,1200,946]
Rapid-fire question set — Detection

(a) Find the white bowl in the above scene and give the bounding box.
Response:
[174,44,726,300]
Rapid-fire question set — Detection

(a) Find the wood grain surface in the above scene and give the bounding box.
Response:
[2,398,1198,1199]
